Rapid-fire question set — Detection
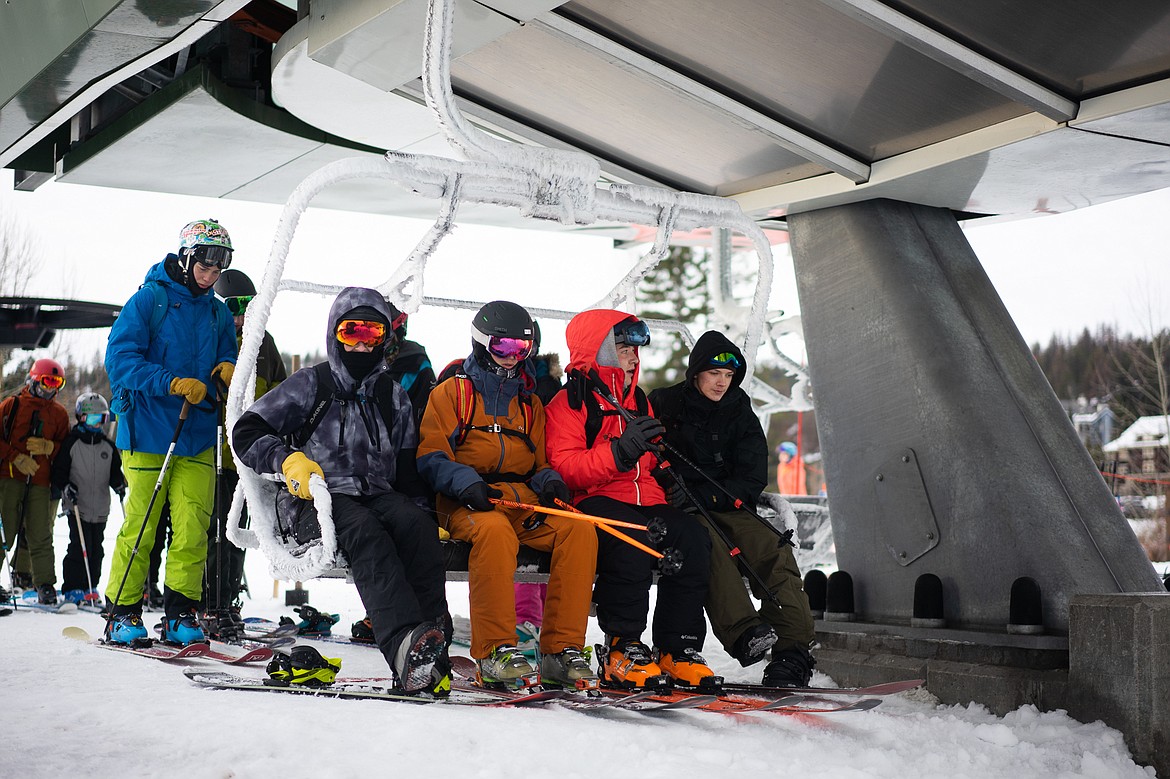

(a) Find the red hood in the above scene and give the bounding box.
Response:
[565,309,642,394]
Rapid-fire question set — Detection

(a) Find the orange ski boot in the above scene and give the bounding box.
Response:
[595,636,671,690]
[656,647,723,692]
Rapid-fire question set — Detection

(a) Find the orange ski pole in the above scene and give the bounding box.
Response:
[488,497,663,560]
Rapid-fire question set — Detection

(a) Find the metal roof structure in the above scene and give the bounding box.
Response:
[3,0,1169,229]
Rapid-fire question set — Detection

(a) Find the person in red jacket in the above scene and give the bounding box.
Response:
[0,359,71,604]
[544,309,714,689]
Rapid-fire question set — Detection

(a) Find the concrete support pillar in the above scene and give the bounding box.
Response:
[1068,594,1170,776]
[788,199,1161,632]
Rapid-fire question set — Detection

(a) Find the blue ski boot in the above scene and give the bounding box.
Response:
[106,613,149,645]
[163,611,207,645]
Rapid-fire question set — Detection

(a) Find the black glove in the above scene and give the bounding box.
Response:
[539,480,570,509]
[114,484,126,500]
[663,479,687,508]
[613,415,665,469]
[458,481,503,512]
[63,483,79,505]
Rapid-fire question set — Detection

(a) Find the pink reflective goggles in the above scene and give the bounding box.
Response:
[488,336,534,360]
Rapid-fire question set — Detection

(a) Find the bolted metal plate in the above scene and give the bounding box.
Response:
[871,448,940,566]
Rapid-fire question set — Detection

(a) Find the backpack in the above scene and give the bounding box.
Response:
[288,362,398,448]
[565,367,649,449]
[434,360,536,454]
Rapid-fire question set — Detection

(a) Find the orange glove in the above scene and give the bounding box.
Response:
[281,452,324,499]
[211,361,235,390]
[12,454,38,477]
[25,437,54,457]
[170,377,207,405]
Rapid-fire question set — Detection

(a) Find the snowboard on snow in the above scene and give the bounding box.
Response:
[183,669,569,707]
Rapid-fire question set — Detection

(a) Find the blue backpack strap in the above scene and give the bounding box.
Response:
[145,281,169,338]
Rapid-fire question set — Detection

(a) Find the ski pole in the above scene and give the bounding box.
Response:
[105,400,191,639]
[651,442,795,547]
[488,496,664,559]
[488,497,651,531]
[574,368,783,607]
[71,503,100,602]
[8,412,42,609]
[211,378,228,614]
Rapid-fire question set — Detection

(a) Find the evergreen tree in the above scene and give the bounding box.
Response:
[636,246,710,391]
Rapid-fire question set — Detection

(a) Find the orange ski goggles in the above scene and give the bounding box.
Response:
[335,319,387,348]
[36,374,66,391]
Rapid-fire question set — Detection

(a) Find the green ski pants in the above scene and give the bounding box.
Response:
[0,479,55,586]
[104,449,214,608]
[700,509,815,653]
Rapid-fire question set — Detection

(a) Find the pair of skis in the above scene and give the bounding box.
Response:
[62,626,276,665]
[447,656,903,715]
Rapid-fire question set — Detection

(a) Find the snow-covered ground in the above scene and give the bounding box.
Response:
[2,508,1157,779]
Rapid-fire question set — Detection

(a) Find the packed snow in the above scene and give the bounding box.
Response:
[2,508,1157,779]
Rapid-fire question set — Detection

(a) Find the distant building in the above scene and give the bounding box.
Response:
[1067,398,1116,450]
[1102,415,1170,496]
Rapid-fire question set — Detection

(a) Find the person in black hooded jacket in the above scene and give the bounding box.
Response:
[648,330,816,687]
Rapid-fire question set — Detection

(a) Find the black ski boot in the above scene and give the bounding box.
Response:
[351,615,375,644]
[731,623,778,668]
[761,645,816,688]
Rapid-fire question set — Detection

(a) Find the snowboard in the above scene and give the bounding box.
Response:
[184,669,570,706]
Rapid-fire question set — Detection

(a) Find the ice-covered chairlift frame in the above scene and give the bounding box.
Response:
[224,0,776,582]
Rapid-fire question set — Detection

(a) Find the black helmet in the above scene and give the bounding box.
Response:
[214,269,257,299]
[470,301,536,376]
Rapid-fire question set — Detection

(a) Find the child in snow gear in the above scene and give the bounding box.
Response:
[266,645,342,687]
[233,287,450,695]
[0,359,71,604]
[103,219,238,644]
[649,331,817,686]
[203,269,288,640]
[50,392,126,603]
[544,311,715,690]
[417,301,598,691]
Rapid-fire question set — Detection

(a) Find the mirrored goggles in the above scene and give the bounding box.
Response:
[37,374,66,391]
[336,319,387,348]
[613,319,651,347]
[83,413,108,427]
[488,336,534,360]
[708,352,742,369]
[225,295,254,316]
[190,245,233,269]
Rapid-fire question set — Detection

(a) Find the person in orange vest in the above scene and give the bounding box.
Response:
[776,441,807,495]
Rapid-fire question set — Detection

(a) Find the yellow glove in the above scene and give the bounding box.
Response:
[25,437,54,457]
[169,377,207,405]
[12,453,38,477]
[281,451,324,499]
[438,525,451,542]
[211,361,235,390]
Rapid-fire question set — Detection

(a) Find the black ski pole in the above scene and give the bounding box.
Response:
[574,368,785,609]
[7,412,42,608]
[651,437,795,548]
[105,400,191,640]
[211,378,227,616]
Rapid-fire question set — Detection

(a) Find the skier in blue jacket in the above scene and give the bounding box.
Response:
[104,219,237,645]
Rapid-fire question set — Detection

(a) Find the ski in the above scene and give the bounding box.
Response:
[184,669,571,706]
[203,641,275,664]
[10,598,79,615]
[716,678,924,698]
[63,626,211,660]
[66,626,274,665]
